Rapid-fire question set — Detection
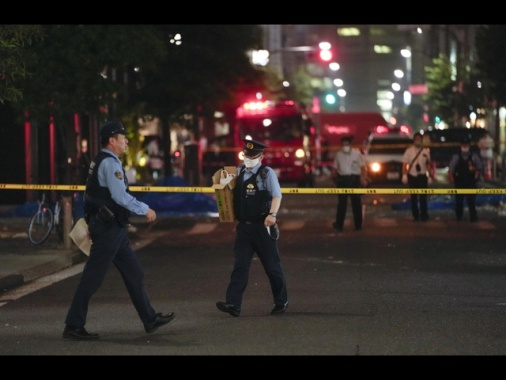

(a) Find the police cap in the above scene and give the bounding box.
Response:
[242,138,268,156]
[461,136,471,145]
[100,121,127,140]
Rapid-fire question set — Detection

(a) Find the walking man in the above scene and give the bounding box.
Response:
[216,139,288,317]
[63,120,175,340]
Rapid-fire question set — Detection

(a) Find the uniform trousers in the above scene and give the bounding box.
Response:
[65,215,157,328]
[335,175,362,230]
[454,181,478,221]
[407,174,429,221]
[225,222,288,309]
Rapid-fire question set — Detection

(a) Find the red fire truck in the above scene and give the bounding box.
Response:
[233,99,317,187]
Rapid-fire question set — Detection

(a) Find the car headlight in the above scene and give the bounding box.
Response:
[369,162,382,173]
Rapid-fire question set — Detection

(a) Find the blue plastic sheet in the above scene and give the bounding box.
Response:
[391,193,506,210]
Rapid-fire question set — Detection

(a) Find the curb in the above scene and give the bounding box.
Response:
[0,249,86,293]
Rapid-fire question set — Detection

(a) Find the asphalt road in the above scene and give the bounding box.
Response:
[1,191,506,355]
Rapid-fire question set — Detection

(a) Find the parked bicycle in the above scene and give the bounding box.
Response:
[28,192,70,245]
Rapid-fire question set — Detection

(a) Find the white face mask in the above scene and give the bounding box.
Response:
[244,156,261,168]
[342,146,351,153]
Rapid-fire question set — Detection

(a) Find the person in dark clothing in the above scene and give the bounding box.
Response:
[63,121,175,340]
[216,139,288,317]
[448,138,484,222]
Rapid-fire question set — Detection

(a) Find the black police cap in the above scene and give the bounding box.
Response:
[243,138,268,156]
[100,121,127,140]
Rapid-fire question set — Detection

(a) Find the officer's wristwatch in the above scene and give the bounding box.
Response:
[269,212,277,217]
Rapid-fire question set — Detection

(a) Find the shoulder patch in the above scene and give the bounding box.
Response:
[114,170,123,179]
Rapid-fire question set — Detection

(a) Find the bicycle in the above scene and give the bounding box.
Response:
[28,192,67,245]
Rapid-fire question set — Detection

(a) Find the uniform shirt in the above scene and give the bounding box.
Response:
[333,148,364,176]
[448,151,484,177]
[402,145,431,176]
[97,148,149,216]
[236,163,282,199]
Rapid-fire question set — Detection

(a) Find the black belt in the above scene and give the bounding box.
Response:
[238,220,264,224]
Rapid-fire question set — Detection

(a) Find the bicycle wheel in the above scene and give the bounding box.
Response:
[28,207,54,245]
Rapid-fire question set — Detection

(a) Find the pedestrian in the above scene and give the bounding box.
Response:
[401,132,435,222]
[331,136,368,232]
[63,120,175,340]
[478,130,494,180]
[216,139,288,317]
[448,137,484,222]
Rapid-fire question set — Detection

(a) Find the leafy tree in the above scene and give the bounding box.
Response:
[0,25,43,104]
[423,53,457,126]
[1,25,267,184]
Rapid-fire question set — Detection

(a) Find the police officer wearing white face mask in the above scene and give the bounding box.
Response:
[448,137,483,222]
[332,136,367,232]
[216,139,288,317]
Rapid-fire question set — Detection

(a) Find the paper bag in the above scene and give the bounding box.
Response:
[69,218,91,256]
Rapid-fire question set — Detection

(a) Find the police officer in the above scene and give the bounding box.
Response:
[216,139,288,317]
[402,132,434,222]
[448,137,483,222]
[63,121,175,340]
[332,136,367,232]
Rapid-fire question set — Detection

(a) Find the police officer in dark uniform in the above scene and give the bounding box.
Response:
[448,137,483,222]
[63,121,175,340]
[216,139,288,317]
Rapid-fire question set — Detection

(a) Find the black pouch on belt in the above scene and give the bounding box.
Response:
[98,205,115,223]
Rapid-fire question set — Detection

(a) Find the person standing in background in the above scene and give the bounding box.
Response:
[331,136,368,232]
[448,137,484,222]
[402,132,434,222]
[478,130,494,180]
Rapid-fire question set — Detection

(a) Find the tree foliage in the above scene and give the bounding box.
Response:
[0,25,44,104]
[2,25,266,126]
[423,54,455,125]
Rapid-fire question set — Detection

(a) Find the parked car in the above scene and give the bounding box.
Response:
[422,127,487,169]
[364,129,413,185]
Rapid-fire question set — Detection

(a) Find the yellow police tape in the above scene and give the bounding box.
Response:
[1,183,506,195]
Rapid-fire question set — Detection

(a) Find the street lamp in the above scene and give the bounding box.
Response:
[400,47,412,106]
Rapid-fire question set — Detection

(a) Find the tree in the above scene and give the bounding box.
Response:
[1,25,267,185]
[423,54,457,127]
[0,25,43,104]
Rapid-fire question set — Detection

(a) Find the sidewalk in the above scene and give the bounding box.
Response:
[0,217,86,293]
[0,215,149,294]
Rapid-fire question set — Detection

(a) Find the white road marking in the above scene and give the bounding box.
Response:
[0,263,85,306]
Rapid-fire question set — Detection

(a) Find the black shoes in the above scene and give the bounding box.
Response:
[63,326,100,341]
[144,312,175,333]
[271,302,289,315]
[332,222,343,232]
[216,301,240,317]
[63,313,175,339]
